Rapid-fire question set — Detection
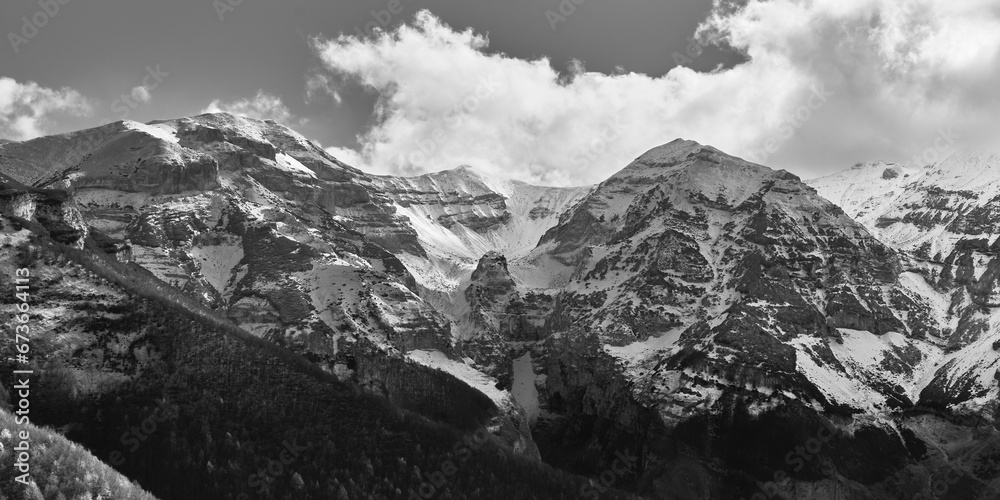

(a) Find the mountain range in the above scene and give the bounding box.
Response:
[2,113,999,499]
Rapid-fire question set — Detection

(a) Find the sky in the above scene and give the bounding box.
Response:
[1,0,999,185]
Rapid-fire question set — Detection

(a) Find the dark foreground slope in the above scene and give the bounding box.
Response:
[0,408,158,500]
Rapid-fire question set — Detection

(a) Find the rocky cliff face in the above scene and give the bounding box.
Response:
[0,174,88,247]
[507,140,944,417]
[369,166,590,293]
[0,121,221,194]
[465,251,547,342]
[382,139,1000,497]
[0,113,544,464]
[7,115,1000,498]
[0,114,451,367]
[1,115,563,463]
[810,153,1000,415]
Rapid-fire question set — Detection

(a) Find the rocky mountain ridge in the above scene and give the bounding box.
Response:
[810,153,1000,415]
[4,114,1000,498]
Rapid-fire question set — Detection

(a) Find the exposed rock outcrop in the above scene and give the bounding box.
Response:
[0,174,88,247]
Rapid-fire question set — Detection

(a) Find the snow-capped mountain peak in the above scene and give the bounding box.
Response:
[6,115,1000,499]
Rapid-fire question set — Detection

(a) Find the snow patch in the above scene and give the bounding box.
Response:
[407,349,516,411]
[512,352,540,426]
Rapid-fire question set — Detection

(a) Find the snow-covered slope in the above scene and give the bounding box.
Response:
[504,140,957,417]
[810,152,1000,415]
[358,138,1000,423]
[807,162,922,231]
[811,153,1000,257]
[8,116,1000,498]
[7,115,997,421]
[0,120,219,194]
[0,113,566,448]
[0,113,457,366]
[369,166,590,292]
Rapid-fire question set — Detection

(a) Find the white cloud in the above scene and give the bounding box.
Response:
[130,85,152,104]
[202,90,293,123]
[325,145,363,167]
[0,77,93,141]
[305,73,342,105]
[310,4,1000,185]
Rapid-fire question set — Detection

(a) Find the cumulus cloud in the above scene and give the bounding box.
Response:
[310,3,1000,185]
[130,85,152,104]
[0,77,93,141]
[202,90,293,123]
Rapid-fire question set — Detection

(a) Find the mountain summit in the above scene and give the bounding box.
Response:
[4,117,1000,498]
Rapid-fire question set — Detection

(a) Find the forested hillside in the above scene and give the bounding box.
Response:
[0,207,639,499]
